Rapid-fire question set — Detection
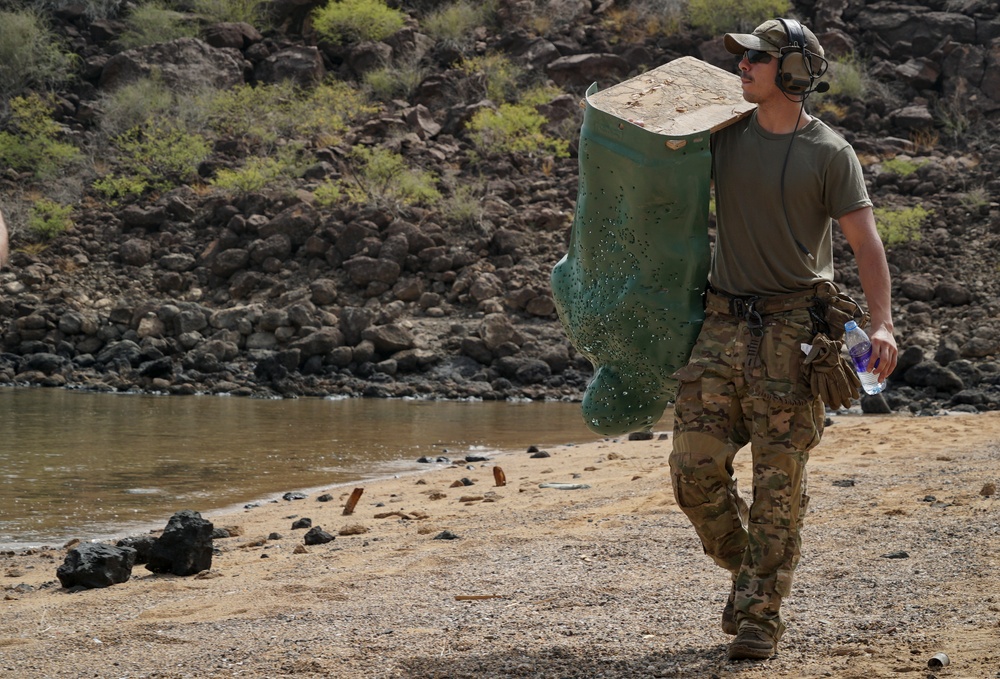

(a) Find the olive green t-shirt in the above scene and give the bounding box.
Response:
[710,111,872,297]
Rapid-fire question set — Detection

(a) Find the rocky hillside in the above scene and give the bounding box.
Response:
[1,0,999,419]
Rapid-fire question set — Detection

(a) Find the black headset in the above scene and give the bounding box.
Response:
[775,18,829,95]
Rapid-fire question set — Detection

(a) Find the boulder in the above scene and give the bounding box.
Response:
[402,104,442,139]
[259,203,320,246]
[203,21,263,50]
[117,535,157,564]
[211,248,250,278]
[361,323,415,353]
[120,238,153,266]
[254,46,325,87]
[340,306,376,345]
[22,353,69,375]
[292,328,346,357]
[57,543,137,589]
[344,40,392,78]
[309,278,338,305]
[480,313,520,351]
[546,53,630,88]
[145,510,214,576]
[903,361,965,393]
[935,281,972,306]
[303,526,335,545]
[344,256,401,286]
[100,38,245,93]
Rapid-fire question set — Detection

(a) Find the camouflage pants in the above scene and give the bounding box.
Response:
[669,306,824,639]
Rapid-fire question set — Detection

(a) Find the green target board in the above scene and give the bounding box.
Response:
[551,57,754,435]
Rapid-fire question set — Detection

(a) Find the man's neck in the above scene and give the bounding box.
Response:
[754,99,811,135]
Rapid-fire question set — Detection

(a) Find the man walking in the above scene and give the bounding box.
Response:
[669,18,897,660]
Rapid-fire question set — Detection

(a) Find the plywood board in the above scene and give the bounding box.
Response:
[587,56,755,137]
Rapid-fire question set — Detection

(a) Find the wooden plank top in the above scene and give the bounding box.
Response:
[587,56,756,137]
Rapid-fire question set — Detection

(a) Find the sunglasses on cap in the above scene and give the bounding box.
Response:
[743,49,775,64]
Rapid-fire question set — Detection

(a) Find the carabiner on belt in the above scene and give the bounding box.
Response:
[730,297,764,337]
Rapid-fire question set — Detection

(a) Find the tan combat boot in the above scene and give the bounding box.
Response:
[728,621,777,660]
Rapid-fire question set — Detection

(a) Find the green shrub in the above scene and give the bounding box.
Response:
[813,100,847,123]
[0,9,74,98]
[210,153,300,194]
[341,146,441,212]
[958,186,989,211]
[305,81,380,134]
[440,181,487,233]
[205,82,297,151]
[83,0,128,19]
[28,198,73,240]
[118,123,209,184]
[601,0,684,43]
[311,0,406,44]
[874,205,930,246]
[460,53,524,104]
[935,85,972,144]
[96,123,210,199]
[0,94,81,179]
[313,180,342,207]
[30,0,128,20]
[98,76,176,139]
[819,53,868,100]
[118,2,197,48]
[364,60,428,102]
[881,157,927,177]
[686,0,790,35]
[205,81,375,151]
[422,0,487,51]
[466,103,569,158]
[190,0,269,26]
[520,83,568,107]
[92,174,149,203]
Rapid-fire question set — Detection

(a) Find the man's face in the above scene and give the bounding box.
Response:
[738,49,780,104]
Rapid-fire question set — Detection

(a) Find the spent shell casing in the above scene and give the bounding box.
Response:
[927,652,950,669]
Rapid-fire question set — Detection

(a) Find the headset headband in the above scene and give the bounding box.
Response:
[777,18,806,53]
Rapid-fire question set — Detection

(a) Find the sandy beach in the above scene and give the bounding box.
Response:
[1,411,998,678]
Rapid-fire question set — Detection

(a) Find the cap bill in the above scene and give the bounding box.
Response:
[723,33,779,54]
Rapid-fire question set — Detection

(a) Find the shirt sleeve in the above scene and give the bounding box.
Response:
[825,146,872,219]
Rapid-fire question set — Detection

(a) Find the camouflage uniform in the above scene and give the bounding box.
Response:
[669,291,824,640]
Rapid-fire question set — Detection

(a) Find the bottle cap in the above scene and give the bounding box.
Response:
[844,320,858,331]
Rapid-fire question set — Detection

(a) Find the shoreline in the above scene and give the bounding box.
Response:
[0,422,598,555]
[0,392,600,553]
[0,408,978,554]
[2,411,998,678]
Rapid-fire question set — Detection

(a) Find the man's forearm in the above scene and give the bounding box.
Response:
[838,206,897,379]
[855,243,893,331]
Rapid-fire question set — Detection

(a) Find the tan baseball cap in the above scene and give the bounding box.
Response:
[724,19,824,57]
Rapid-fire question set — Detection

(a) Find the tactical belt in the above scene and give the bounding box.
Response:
[707,287,820,332]
[706,285,823,370]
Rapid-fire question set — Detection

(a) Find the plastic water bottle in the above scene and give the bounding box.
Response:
[844,320,885,395]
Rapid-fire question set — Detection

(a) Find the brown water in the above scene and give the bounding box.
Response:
[0,387,601,550]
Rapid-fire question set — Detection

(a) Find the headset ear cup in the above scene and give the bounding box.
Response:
[776,17,818,94]
[778,50,812,93]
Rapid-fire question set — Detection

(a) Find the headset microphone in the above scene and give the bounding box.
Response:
[814,81,830,93]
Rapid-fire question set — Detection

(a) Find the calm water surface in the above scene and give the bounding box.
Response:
[0,387,601,550]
